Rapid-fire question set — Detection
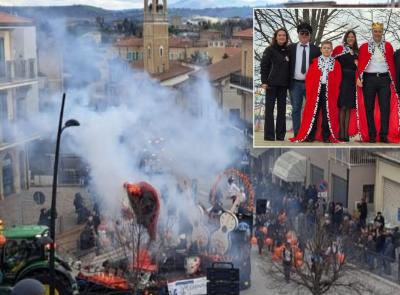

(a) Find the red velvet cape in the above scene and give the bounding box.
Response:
[290,57,342,142]
[356,41,400,142]
[332,45,358,137]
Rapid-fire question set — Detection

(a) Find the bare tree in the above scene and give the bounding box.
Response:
[76,182,165,295]
[343,9,400,45]
[262,221,368,295]
[254,8,356,86]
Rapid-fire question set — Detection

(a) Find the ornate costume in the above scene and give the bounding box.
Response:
[290,56,342,142]
[356,40,400,142]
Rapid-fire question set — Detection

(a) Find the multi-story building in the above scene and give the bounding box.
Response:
[189,54,242,122]
[0,12,39,200]
[268,149,376,213]
[229,28,253,128]
[373,151,400,227]
[114,35,238,65]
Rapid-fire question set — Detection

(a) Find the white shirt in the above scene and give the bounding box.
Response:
[365,41,388,73]
[320,56,330,84]
[294,42,310,80]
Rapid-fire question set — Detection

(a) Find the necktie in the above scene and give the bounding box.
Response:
[301,44,307,74]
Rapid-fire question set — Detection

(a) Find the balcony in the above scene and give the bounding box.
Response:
[330,149,376,166]
[0,59,37,84]
[0,123,17,146]
[230,73,253,92]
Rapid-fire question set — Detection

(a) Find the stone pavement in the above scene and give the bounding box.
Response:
[0,185,92,234]
[254,130,400,147]
[242,246,400,295]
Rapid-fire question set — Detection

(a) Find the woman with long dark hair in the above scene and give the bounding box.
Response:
[332,30,359,141]
[260,28,290,141]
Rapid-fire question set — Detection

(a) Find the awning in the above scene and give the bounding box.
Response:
[272,151,306,183]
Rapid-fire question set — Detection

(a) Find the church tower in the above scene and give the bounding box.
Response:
[143,0,169,74]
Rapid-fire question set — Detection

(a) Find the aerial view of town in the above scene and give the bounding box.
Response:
[0,0,400,295]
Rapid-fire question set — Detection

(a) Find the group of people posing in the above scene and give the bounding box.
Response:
[261,22,400,143]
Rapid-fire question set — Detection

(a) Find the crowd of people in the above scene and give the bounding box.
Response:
[253,176,400,282]
[261,21,400,143]
[73,193,101,251]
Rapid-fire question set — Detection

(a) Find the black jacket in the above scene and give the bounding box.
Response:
[394,49,400,93]
[288,42,320,88]
[260,44,290,87]
[359,202,368,219]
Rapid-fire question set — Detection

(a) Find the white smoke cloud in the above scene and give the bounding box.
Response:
[24,17,242,223]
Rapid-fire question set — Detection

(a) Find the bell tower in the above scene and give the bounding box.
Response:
[143,0,169,74]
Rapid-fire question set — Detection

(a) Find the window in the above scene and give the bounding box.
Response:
[0,37,4,78]
[159,46,163,57]
[310,164,324,186]
[363,184,374,203]
[3,153,14,197]
[147,46,151,58]
[332,174,348,207]
[229,109,240,123]
[15,86,29,120]
[219,41,224,47]
[0,90,7,142]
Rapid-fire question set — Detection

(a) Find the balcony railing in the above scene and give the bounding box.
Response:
[0,58,37,83]
[330,149,376,166]
[230,73,253,91]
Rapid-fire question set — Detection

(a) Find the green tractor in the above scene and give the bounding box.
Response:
[0,224,78,295]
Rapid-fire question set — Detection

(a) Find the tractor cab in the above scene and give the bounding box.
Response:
[0,225,49,282]
[0,221,79,295]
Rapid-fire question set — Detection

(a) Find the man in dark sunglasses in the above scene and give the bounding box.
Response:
[288,22,321,137]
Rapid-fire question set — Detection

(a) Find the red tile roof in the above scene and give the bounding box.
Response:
[233,28,253,40]
[224,47,241,57]
[153,62,193,82]
[130,60,193,82]
[169,37,192,48]
[115,36,143,47]
[116,36,208,48]
[0,12,33,25]
[191,54,241,82]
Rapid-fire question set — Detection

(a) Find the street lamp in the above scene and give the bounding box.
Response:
[49,93,79,295]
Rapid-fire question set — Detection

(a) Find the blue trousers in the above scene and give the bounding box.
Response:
[290,80,306,136]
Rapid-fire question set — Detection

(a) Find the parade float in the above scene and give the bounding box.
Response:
[72,171,253,294]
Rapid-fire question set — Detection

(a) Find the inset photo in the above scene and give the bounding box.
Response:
[254,8,400,147]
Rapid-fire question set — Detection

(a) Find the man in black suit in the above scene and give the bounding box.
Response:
[288,22,320,137]
[394,48,400,93]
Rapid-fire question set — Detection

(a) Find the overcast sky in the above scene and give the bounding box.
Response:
[0,0,388,10]
[0,0,268,10]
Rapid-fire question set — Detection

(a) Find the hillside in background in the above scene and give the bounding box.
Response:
[0,5,255,21]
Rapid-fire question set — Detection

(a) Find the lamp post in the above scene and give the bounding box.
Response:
[49,93,79,295]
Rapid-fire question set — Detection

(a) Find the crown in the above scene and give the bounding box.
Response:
[372,22,384,30]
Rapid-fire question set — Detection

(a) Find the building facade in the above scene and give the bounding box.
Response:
[0,12,39,200]
[373,151,400,227]
[229,28,253,127]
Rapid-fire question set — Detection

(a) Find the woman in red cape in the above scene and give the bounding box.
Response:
[356,39,400,143]
[290,55,342,143]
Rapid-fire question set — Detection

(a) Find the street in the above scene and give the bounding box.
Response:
[243,246,400,295]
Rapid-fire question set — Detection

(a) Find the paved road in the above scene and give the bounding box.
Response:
[242,247,400,295]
